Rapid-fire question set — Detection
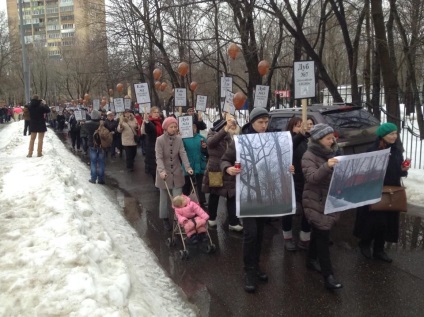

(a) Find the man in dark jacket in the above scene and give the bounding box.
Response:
[81,110,105,184]
[27,95,50,157]
[104,111,119,158]
[186,107,207,130]
[221,107,271,293]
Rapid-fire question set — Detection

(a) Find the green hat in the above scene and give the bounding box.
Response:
[376,122,397,138]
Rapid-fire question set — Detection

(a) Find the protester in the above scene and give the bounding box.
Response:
[302,123,342,290]
[57,111,66,131]
[182,122,208,209]
[68,110,82,152]
[22,105,31,136]
[353,122,410,263]
[202,112,243,231]
[186,107,207,130]
[221,107,295,293]
[104,111,119,159]
[50,107,58,130]
[143,107,163,182]
[155,117,193,231]
[117,110,139,172]
[82,110,104,184]
[173,194,209,244]
[282,117,312,251]
[26,95,50,157]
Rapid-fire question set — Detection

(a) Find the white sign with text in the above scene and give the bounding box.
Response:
[175,88,187,107]
[254,85,269,108]
[178,115,194,138]
[196,95,207,112]
[294,61,316,99]
[134,83,151,104]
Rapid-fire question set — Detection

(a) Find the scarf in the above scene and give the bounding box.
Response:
[307,139,339,160]
[149,116,163,137]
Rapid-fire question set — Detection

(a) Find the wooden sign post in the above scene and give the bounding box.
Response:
[293,61,316,129]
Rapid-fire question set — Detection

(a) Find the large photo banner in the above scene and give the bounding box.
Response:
[235,132,295,217]
[324,149,391,214]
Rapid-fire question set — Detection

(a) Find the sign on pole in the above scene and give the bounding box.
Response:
[253,85,269,108]
[114,98,125,113]
[293,61,315,99]
[220,77,233,98]
[74,110,83,121]
[196,95,207,112]
[223,90,235,115]
[175,88,187,107]
[92,99,100,110]
[134,83,151,104]
[124,98,132,110]
[178,115,194,138]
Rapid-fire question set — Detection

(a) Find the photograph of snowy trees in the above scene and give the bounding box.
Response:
[235,132,296,217]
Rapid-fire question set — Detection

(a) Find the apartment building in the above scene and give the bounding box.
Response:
[6,0,106,58]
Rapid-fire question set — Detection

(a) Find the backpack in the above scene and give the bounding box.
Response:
[93,121,112,148]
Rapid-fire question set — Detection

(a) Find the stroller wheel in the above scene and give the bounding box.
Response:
[179,250,189,260]
[206,244,216,254]
[166,237,175,247]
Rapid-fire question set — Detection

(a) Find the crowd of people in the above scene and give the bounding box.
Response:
[19,94,410,294]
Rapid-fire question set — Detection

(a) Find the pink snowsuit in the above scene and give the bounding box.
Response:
[174,195,209,237]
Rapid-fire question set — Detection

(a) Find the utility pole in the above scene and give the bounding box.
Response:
[18,0,30,104]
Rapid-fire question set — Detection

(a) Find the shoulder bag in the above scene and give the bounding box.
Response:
[369,186,407,212]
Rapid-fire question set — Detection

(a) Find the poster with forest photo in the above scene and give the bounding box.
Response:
[324,149,390,214]
[234,132,296,217]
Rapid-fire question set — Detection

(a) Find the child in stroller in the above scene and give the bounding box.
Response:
[173,194,209,244]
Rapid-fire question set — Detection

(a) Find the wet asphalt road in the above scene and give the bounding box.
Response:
[53,128,424,317]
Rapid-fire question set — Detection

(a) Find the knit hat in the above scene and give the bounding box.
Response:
[249,107,269,124]
[106,111,113,116]
[309,123,334,140]
[162,117,178,130]
[376,122,397,138]
[91,109,101,120]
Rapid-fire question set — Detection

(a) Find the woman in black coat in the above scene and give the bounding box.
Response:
[353,122,409,263]
[27,95,50,157]
[142,107,163,182]
[281,117,312,251]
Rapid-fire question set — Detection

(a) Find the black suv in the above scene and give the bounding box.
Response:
[268,104,380,154]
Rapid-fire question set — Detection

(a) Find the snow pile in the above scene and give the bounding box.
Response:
[403,169,424,206]
[0,122,197,316]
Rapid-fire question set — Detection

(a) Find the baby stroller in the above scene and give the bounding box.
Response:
[165,176,216,260]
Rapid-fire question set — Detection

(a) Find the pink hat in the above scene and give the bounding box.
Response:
[162,117,178,130]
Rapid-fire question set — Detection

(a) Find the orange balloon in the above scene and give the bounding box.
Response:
[116,83,124,93]
[153,68,162,81]
[233,91,247,110]
[155,81,162,90]
[160,82,167,91]
[108,89,113,96]
[178,62,189,77]
[228,43,240,60]
[258,60,270,76]
[101,99,107,106]
[84,93,90,101]
[189,81,198,91]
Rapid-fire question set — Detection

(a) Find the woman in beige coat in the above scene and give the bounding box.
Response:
[117,110,139,172]
[155,116,193,231]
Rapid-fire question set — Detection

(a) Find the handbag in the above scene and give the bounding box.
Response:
[127,122,140,143]
[208,171,223,187]
[369,186,407,212]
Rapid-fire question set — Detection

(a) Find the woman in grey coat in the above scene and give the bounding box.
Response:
[302,123,342,290]
[155,116,193,231]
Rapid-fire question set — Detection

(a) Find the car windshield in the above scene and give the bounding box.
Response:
[268,117,291,132]
[322,108,380,130]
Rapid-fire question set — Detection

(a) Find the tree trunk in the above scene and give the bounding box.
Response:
[370,0,400,127]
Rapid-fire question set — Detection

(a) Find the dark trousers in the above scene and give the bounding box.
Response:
[124,145,137,169]
[208,194,239,226]
[308,227,333,277]
[243,217,266,269]
[24,120,31,135]
[359,231,386,254]
[81,137,88,153]
[70,130,81,149]
[282,212,311,233]
[183,174,206,204]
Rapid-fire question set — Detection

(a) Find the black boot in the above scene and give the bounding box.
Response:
[373,251,393,263]
[256,267,268,282]
[324,275,343,290]
[306,259,322,273]
[359,241,372,259]
[244,269,257,293]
